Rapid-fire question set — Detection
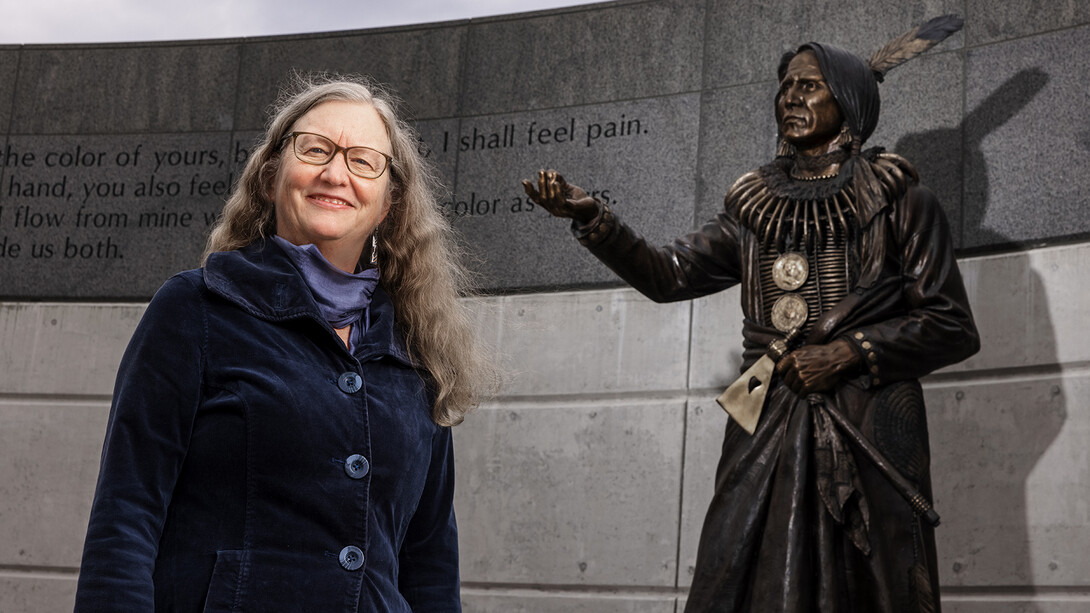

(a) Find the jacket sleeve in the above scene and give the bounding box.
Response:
[75,274,206,611]
[841,185,980,387]
[575,202,744,303]
[398,425,461,612]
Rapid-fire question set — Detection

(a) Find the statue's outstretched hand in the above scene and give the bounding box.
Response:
[522,169,599,225]
[776,338,862,395]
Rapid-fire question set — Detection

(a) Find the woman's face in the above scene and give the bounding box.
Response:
[271,100,393,270]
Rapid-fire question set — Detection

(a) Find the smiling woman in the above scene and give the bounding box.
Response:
[271,101,394,273]
[73,74,498,613]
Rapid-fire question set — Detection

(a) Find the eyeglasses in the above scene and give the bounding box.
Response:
[285,131,393,179]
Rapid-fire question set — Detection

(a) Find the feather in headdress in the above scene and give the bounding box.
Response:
[868,14,964,82]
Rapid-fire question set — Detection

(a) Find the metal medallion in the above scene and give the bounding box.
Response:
[771,293,809,333]
[772,252,808,291]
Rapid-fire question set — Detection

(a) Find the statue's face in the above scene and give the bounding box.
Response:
[776,51,844,152]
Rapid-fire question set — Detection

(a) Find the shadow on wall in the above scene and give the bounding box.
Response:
[896,68,1063,608]
[896,68,1050,251]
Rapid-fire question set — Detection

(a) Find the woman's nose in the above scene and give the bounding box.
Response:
[319,153,352,184]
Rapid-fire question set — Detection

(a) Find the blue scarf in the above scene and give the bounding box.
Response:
[273,235,379,350]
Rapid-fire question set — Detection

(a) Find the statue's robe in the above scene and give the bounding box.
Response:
[575,151,978,613]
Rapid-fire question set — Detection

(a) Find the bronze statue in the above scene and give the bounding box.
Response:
[524,15,977,613]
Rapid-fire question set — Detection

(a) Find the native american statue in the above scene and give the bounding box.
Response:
[524,15,978,613]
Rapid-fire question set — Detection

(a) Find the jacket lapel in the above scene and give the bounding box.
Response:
[204,239,412,366]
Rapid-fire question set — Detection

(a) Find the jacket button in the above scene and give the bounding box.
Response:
[344,454,370,479]
[339,545,364,571]
[338,372,363,394]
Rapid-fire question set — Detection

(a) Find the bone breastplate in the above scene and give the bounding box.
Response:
[728,152,920,336]
[758,219,851,336]
[735,180,858,336]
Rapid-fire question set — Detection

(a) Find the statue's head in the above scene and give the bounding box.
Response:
[776,43,880,154]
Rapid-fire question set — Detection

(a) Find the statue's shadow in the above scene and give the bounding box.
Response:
[896,68,1063,609]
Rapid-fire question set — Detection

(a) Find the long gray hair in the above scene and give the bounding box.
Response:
[205,73,497,425]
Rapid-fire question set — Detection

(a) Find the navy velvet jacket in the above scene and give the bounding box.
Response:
[75,240,460,612]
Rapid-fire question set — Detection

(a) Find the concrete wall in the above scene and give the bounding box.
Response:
[2,242,1088,611]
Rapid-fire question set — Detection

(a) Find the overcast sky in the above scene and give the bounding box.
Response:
[0,0,602,45]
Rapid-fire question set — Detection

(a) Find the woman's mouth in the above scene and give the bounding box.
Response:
[309,194,354,209]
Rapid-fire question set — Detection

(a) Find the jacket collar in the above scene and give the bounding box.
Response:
[204,239,412,365]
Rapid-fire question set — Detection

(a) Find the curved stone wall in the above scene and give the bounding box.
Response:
[0,0,1087,298]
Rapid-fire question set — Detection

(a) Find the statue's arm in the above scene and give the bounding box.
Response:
[523,169,743,303]
[840,184,980,387]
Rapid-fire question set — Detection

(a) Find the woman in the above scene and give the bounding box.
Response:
[76,74,495,612]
